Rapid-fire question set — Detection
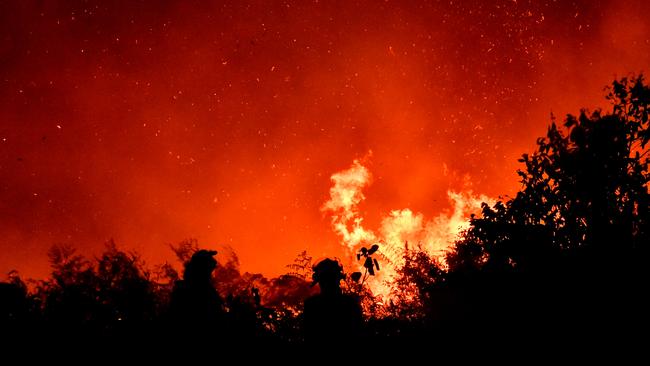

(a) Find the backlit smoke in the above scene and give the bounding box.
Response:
[322,157,494,297]
[321,158,377,250]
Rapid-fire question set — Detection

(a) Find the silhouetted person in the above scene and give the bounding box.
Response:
[303,259,363,343]
[168,249,225,337]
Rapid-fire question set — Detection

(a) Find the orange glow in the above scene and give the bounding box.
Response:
[323,157,493,297]
[1,1,649,282]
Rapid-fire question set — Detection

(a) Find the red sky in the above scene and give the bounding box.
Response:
[1,0,649,280]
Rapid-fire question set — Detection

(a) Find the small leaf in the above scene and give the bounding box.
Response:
[373,258,380,271]
[360,247,368,255]
[368,244,379,255]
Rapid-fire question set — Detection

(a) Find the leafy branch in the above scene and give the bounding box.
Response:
[350,244,381,287]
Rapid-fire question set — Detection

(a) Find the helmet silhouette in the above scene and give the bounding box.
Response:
[311,258,345,287]
[184,249,218,282]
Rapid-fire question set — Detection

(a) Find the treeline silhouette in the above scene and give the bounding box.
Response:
[1,75,648,350]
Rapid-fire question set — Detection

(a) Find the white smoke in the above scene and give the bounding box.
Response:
[322,156,493,298]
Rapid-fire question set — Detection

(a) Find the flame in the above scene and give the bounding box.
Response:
[322,156,494,298]
[321,157,377,249]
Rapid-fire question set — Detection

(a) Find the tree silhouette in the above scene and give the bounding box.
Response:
[95,241,157,326]
[449,75,649,269]
[389,244,444,321]
[438,74,650,341]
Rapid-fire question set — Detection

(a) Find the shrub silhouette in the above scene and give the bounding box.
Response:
[436,74,650,342]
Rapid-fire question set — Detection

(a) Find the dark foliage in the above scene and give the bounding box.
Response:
[435,74,650,344]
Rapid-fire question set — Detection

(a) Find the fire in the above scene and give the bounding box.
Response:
[321,157,377,250]
[322,156,494,298]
